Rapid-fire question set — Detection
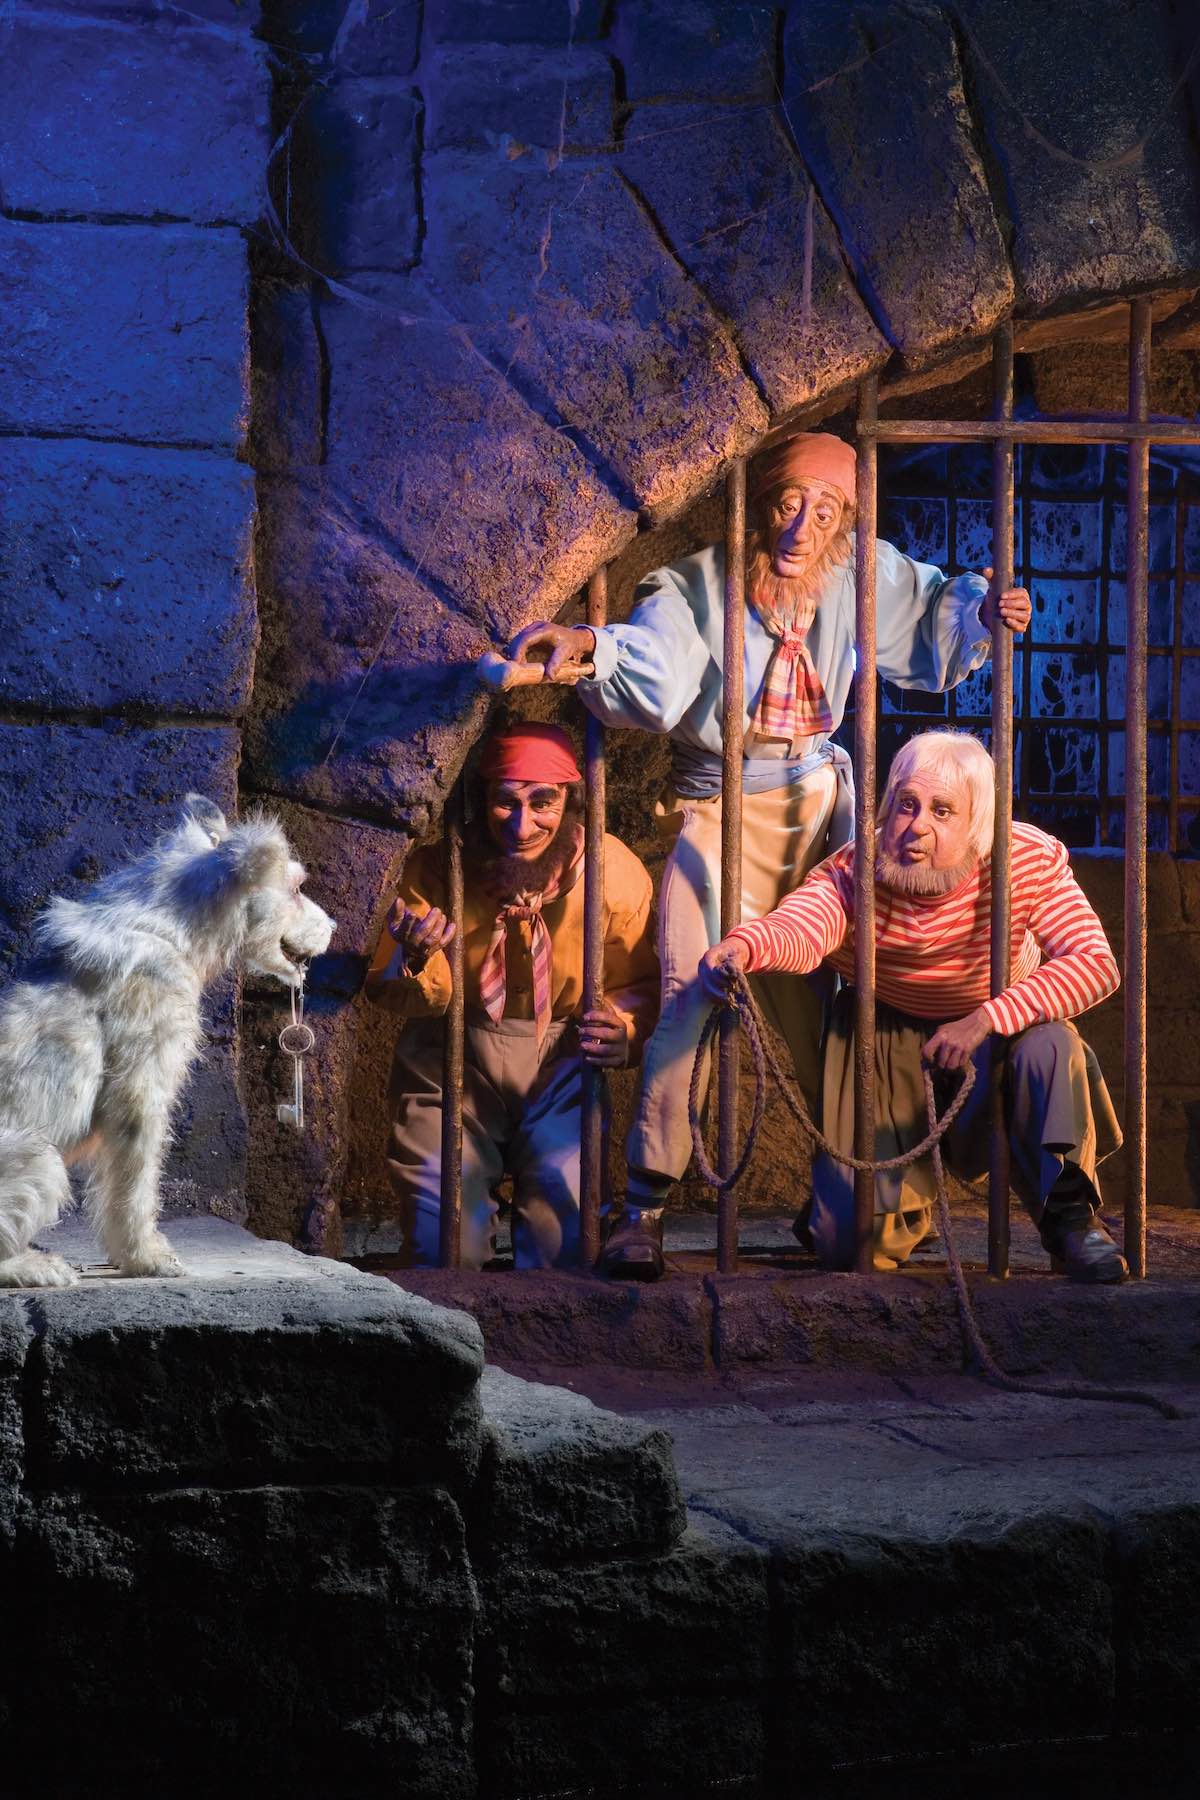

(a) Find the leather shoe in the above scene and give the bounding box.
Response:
[599,1207,665,1282]
[1051,1219,1129,1284]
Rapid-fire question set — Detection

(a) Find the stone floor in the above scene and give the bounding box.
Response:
[22,1208,1200,1794]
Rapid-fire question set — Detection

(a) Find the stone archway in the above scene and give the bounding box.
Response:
[238,1,1200,1248]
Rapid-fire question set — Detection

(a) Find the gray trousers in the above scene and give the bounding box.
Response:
[811,991,1123,1271]
[386,1012,593,1270]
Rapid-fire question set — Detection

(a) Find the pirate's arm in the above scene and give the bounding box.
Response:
[365,847,453,1018]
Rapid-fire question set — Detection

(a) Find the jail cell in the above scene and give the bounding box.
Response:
[435,301,1199,1281]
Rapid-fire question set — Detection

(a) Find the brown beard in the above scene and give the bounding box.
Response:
[474,809,583,903]
[745,515,855,626]
[876,846,980,898]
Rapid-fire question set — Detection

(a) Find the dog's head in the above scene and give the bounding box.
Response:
[177,798,336,986]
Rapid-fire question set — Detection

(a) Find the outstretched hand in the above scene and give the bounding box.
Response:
[387,901,455,973]
[698,938,751,1003]
[979,567,1032,635]
[507,621,596,682]
[922,1006,992,1073]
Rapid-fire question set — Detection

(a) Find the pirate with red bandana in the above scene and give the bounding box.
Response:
[366,724,659,1269]
[509,434,1031,1279]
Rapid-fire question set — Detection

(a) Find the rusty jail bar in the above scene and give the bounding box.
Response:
[717,460,748,1274]
[435,303,1186,1275]
[862,298,1194,1282]
[579,567,609,1266]
[438,777,466,1268]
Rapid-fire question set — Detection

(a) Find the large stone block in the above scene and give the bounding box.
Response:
[0,1305,29,1498]
[615,0,777,100]
[16,1482,477,1796]
[0,440,256,716]
[480,1515,768,1796]
[0,724,239,974]
[422,154,768,516]
[488,1694,765,1800]
[1112,1505,1200,1727]
[0,12,269,223]
[51,0,258,21]
[426,0,608,43]
[249,279,324,470]
[425,43,614,152]
[390,1267,712,1369]
[245,478,492,831]
[296,81,420,274]
[23,1269,484,1490]
[0,220,250,448]
[320,275,635,634]
[474,1366,685,1568]
[773,1512,1112,1763]
[782,2,1012,363]
[955,0,1200,312]
[621,103,887,417]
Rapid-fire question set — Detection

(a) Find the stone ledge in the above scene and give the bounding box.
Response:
[10,1480,477,1797]
[380,1205,1200,1380]
[474,1364,685,1569]
[8,1218,484,1491]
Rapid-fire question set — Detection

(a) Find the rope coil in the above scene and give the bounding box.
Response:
[691,972,1182,1421]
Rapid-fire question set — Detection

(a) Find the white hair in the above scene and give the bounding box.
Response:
[877,730,996,858]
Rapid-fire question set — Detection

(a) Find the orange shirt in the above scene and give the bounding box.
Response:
[365,833,659,1059]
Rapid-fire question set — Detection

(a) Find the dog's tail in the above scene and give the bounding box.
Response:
[0,1128,72,1259]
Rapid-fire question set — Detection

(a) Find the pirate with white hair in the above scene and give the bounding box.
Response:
[509,433,1031,1278]
[700,729,1127,1282]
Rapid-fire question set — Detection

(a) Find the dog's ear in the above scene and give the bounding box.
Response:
[221,820,290,891]
[183,795,228,845]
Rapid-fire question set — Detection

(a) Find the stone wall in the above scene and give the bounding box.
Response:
[0,0,270,1214]
[3,2,1200,1243]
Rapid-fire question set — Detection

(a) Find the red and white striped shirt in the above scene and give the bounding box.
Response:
[728,823,1119,1035]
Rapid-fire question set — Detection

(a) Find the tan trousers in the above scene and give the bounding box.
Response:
[813,991,1123,1270]
[627,767,838,1181]
[386,1012,592,1269]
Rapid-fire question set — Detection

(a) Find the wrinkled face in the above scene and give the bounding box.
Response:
[880,770,974,873]
[765,479,846,578]
[485,780,567,861]
[244,858,336,986]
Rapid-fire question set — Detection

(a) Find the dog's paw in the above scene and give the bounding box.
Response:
[0,1250,80,1289]
[120,1233,187,1279]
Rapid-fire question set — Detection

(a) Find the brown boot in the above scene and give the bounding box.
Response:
[598,1206,665,1282]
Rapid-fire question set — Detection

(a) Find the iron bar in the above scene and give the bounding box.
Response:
[988,322,1014,1279]
[1169,498,1186,853]
[579,566,608,1269]
[438,778,466,1268]
[718,457,747,1276]
[1124,299,1151,1280]
[867,420,1200,445]
[853,377,879,1276]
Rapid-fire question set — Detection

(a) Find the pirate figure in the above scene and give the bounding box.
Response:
[366,724,659,1268]
[701,731,1126,1283]
[509,433,1031,1279]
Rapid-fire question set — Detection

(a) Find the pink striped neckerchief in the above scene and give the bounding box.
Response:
[477,828,585,1045]
[748,588,834,744]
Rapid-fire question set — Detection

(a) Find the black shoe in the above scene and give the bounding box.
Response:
[1050,1218,1129,1284]
[599,1207,665,1282]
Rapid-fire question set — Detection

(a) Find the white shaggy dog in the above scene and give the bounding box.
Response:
[0,796,335,1288]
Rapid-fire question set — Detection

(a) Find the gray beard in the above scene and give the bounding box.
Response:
[876,846,980,898]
